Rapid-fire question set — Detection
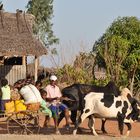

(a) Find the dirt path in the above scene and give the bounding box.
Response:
[0,134,139,140]
[0,116,139,139]
[39,117,140,137]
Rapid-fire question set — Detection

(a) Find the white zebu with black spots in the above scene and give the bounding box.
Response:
[73,88,140,136]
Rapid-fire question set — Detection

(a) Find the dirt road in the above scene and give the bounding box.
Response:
[0,117,139,140]
[0,134,140,140]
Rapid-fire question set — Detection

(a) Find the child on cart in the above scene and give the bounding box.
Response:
[40,89,52,127]
[0,78,11,112]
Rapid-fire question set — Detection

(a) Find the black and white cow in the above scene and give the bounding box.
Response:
[73,88,140,136]
[58,81,120,133]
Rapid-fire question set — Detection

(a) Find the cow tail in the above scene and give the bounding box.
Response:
[117,112,124,135]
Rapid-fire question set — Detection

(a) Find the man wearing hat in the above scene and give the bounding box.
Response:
[44,75,70,134]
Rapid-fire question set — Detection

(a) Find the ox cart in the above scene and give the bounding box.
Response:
[0,101,41,135]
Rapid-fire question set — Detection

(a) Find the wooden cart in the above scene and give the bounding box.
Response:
[0,101,41,135]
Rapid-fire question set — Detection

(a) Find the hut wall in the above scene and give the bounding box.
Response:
[0,65,26,85]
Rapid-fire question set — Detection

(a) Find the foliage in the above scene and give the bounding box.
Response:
[26,0,59,47]
[91,78,109,86]
[134,69,140,95]
[56,64,89,85]
[56,52,95,85]
[94,35,129,85]
[93,16,140,93]
[73,52,95,78]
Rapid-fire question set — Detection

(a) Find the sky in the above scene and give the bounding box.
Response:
[1,0,140,67]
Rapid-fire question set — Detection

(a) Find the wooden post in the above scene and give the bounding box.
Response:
[22,56,26,65]
[34,56,38,82]
[22,55,27,78]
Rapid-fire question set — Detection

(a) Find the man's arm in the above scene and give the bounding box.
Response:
[46,97,58,102]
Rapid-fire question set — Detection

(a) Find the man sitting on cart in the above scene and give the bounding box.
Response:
[45,75,70,134]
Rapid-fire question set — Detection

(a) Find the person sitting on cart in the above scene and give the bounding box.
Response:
[35,81,52,127]
[19,83,43,111]
[0,78,11,112]
[44,75,70,134]
[35,80,43,91]
[40,89,52,127]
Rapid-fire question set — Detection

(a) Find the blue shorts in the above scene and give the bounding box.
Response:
[49,103,68,118]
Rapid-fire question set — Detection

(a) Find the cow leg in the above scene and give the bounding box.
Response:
[124,123,132,137]
[58,111,65,125]
[88,117,107,134]
[117,113,124,135]
[88,115,98,136]
[73,117,81,135]
[59,110,78,126]
[70,110,77,124]
[101,119,107,133]
[73,112,89,135]
[71,110,84,133]
[88,115,93,131]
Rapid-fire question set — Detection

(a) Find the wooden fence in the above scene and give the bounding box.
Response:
[0,65,26,85]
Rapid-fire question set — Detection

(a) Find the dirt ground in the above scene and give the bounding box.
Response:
[0,116,139,139]
[38,116,140,137]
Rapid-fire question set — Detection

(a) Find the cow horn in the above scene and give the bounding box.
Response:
[119,86,124,92]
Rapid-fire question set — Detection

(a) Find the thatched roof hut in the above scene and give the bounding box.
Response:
[0,10,47,84]
[0,10,47,56]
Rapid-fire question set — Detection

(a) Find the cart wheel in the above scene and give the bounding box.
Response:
[7,111,40,134]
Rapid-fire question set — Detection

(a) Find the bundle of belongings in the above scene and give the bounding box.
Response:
[4,79,42,114]
[19,84,42,111]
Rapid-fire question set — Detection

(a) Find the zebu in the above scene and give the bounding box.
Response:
[73,88,140,136]
[59,81,120,133]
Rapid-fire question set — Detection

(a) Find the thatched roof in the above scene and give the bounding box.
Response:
[0,10,47,56]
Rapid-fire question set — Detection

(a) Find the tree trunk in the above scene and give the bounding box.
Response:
[34,56,39,82]
[129,68,136,94]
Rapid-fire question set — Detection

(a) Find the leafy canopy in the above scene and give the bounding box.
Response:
[26,0,59,47]
[93,16,140,88]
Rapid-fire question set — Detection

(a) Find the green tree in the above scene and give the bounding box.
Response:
[93,17,140,93]
[55,52,95,86]
[26,0,59,47]
[73,52,95,79]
